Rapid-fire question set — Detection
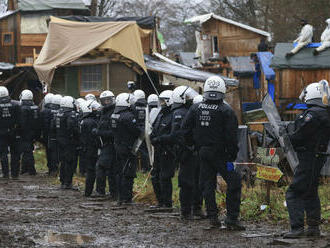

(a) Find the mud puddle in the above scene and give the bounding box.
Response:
[35,231,96,246]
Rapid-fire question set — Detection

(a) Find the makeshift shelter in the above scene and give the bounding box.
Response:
[34,16,147,87]
[271,43,330,112]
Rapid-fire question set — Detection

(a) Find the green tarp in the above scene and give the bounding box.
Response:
[271,43,330,69]
[18,0,88,11]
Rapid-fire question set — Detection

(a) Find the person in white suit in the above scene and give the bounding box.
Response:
[314,19,330,55]
[286,20,313,57]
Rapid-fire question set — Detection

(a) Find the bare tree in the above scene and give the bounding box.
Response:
[0,0,7,13]
[90,0,116,16]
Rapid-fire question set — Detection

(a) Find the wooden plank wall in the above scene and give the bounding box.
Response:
[239,77,259,102]
[275,69,330,106]
[202,19,264,57]
[226,87,242,124]
[0,14,17,63]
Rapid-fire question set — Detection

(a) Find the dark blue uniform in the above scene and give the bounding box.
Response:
[111,107,141,204]
[286,105,330,231]
[150,105,176,208]
[182,100,241,221]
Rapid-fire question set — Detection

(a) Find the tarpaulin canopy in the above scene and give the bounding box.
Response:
[145,55,239,87]
[18,0,88,11]
[59,16,156,29]
[34,16,147,85]
[271,43,330,69]
[256,52,275,80]
[227,56,255,77]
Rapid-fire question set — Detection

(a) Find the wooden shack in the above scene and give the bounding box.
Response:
[271,43,330,115]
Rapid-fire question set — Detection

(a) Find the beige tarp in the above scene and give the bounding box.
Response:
[34,16,147,84]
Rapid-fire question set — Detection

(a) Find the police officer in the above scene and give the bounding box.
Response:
[147,94,159,111]
[56,96,79,189]
[0,86,19,178]
[80,100,100,197]
[19,90,40,176]
[75,98,87,176]
[182,76,244,230]
[48,94,62,176]
[150,90,176,208]
[284,82,330,238]
[170,86,203,219]
[111,93,142,205]
[94,90,116,198]
[40,93,54,175]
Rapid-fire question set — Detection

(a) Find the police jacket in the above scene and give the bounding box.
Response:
[97,104,115,146]
[49,105,60,140]
[111,107,141,152]
[79,112,99,157]
[167,103,189,145]
[40,103,53,140]
[19,100,41,141]
[0,97,19,136]
[290,105,330,153]
[181,100,239,161]
[133,99,147,128]
[151,105,173,148]
[55,108,79,145]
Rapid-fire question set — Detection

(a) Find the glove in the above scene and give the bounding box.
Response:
[226,162,235,172]
[91,128,99,136]
[151,137,160,145]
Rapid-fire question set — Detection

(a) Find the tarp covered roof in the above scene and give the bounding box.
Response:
[179,52,196,67]
[256,52,275,80]
[60,16,156,29]
[34,17,147,84]
[0,62,14,70]
[227,56,255,77]
[18,0,88,11]
[271,43,330,69]
[185,13,270,38]
[145,55,238,87]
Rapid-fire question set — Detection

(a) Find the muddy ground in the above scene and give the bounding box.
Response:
[0,174,329,248]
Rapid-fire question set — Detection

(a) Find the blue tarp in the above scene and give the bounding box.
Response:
[268,82,275,101]
[293,42,321,48]
[256,52,275,80]
[286,103,308,110]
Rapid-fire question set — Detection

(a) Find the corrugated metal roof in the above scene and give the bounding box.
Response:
[185,13,270,38]
[18,0,88,11]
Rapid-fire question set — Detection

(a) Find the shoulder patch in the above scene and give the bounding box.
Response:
[304,113,313,122]
[174,115,182,119]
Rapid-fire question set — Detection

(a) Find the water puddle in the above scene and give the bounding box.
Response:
[40,231,95,246]
[23,185,40,190]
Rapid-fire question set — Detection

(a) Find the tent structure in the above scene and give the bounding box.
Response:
[34,16,147,85]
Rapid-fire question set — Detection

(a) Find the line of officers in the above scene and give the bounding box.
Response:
[0,76,245,230]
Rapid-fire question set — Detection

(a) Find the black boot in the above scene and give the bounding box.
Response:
[304,226,320,237]
[285,52,294,58]
[209,216,222,227]
[224,217,246,231]
[313,49,320,56]
[283,228,305,239]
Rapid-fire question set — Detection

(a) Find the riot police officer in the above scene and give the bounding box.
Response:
[147,94,159,111]
[170,86,203,219]
[182,76,244,230]
[55,96,79,189]
[19,90,40,175]
[40,93,54,175]
[111,93,142,205]
[80,100,100,197]
[284,82,330,238]
[94,90,117,198]
[0,86,19,178]
[150,90,175,208]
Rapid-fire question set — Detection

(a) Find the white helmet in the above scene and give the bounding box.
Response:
[60,96,75,109]
[52,94,62,106]
[147,94,159,105]
[0,86,9,98]
[20,89,33,101]
[80,101,92,113]
[44,93,54,105]
[133,89,145,100]
[100,90,115,106]
[203,76,226,100]
[159,90,173,106]
[193,94,204,104]
[299,82,322,102]
[85,93,96,101]
[75,98,86,110]
[115,93,131,107]
[326,18,330,25]
[172,86,198,104]
[88,99,101,111]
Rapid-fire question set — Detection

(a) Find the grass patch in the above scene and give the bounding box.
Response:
[34,147,330,229]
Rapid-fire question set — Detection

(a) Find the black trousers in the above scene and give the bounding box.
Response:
[58,142,76,186]
[85,156,98,196]
[96,162,117,197]
[20,140,36,175]
[48,138,59,173]
[79,152,88,175]
[199,146,242,219]
[138,142,150,171]
[116,151,137,203]
[10,139,21,177]
[0,135,20,177]
[178,150,203,215]
[286,152,326,230]
[151,149,176,207]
